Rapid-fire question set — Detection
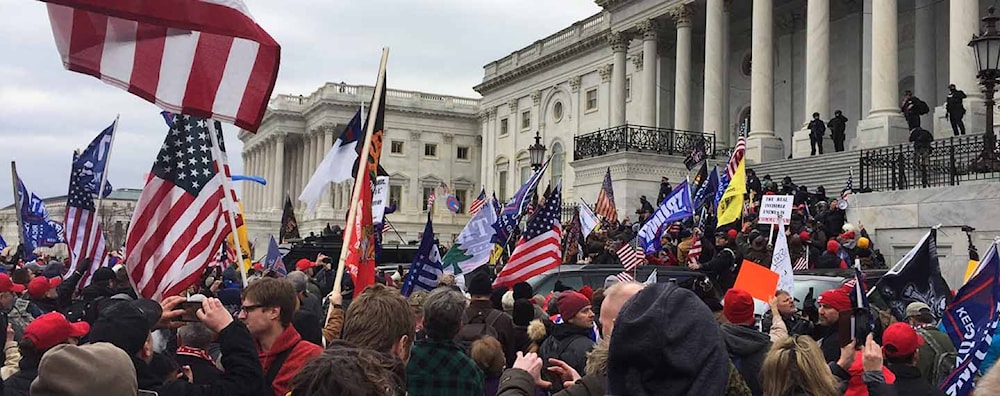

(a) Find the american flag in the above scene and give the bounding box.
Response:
[125,114,236,300]
[382,221,393,234]
[615,271,634,283]
[42,0,280,132]
[842,169,854,200]
[727,136,747,179]
[493,183,563,287]
[793,252,810,271]
[595,168,617,221]
[616,239,645,272]
[688,236,703,267]
[469,189,487,215]
[65,141,113,287]
[426,189,437,208]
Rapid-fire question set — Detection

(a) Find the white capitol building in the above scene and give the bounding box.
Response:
[239,0,1000,287]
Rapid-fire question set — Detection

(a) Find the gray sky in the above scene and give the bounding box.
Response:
[0,0,599,207]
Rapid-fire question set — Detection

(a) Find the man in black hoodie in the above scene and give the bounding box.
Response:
[720,289,771,396]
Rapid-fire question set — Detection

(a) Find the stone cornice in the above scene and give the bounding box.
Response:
[300,100,479,122]
[473,29,610,95]
[596,0,634,11]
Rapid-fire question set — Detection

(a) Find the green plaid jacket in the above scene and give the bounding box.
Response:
[406,339,484,396]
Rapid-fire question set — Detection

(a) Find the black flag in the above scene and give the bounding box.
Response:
[872,229,952,321]
[279,195,300,244]
[683,140,706,171]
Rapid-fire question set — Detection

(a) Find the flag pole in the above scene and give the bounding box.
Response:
[9,162,25,248]
[383,217,405,243]
[88,115,119,265]
[206,120,249,286]
[333,47,389,300]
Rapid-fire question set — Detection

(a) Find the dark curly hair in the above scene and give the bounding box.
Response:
[290,340,405,396]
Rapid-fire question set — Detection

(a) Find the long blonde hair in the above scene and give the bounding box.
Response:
[761,336,838,396]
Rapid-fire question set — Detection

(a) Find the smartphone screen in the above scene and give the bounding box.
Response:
[179,301,202,322]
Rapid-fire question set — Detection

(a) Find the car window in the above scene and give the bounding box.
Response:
[793,278,846,308]
[533,275,585,296]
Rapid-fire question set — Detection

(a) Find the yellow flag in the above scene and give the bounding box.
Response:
[717,159,746,225]
[226,203,253,272]
[963,259,981,284]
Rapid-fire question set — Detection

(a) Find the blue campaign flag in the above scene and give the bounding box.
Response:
[849,264,876,332]
[401,212,444,297]
[231,175,267,185]
[263,236,286,277]
[492,159,550,246]
[75,120,116,198]
[694,166,720,210]
[941,240,1000,396]
[15,174,65,259]
[638,180,694,254]
[161,111,176,128]
[714,167,731,208]
[0,235,6,250]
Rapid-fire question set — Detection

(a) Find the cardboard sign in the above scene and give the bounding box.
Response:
[371,176,390,223]
[759,195,793,225]
[733,260,780,302]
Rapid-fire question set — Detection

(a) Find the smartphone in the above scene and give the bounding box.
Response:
[837,308,871,349]
[179,301,202,322]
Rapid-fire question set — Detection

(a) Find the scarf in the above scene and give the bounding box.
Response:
[176,346,215,365]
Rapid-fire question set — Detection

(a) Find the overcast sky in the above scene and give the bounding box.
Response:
[0,0,599,207]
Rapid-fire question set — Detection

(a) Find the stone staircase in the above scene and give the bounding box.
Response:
[747,150,859,192]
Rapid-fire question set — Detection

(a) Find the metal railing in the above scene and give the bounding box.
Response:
[573,124,717,160]
[858,133,1000,192]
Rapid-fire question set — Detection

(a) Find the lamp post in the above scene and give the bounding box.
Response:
[970,6,1000,173]
[528,130,547,170]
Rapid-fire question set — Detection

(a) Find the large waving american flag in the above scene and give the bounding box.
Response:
[65,123,115,287]
[126,114,235,300]
[42,0,280,132]
[493,183,562,287]
[594,167,617,221]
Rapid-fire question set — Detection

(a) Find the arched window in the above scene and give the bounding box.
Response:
[551,142,565,184]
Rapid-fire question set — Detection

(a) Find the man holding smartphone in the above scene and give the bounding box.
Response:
[816,286,853,363]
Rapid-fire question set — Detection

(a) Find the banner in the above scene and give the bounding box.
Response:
[638,180,694,254]
[873,229,952,321]
[771,221,794,294]
[759,195,793,225]
[371,176,390,223]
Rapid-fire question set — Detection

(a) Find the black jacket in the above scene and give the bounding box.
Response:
[946,90,967,113]
[910,128,934,151]
[174,353,223,386]
[760,311,814,337]
[138,321,265,395]
[720,324,771,396]
[885,363,946,396]
[828,115,848,136]
[3,367,35,396]
[808,119,826,137]
[538,323,595,376]
[817,326,841,363]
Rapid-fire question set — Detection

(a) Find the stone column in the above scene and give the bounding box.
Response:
[300,134,311,211]
[288,140,298,207]
[915,0,937,130]
[638,19,659,127]
[855,0,909,148]
[703,0,724,142]
[273,133,285,212]
[609,32,630,126]
[941,1,985,137]
[745,0,783,163]
[259,139,270,210]
[670,5,693,130]
[318,126,335,218]
[253,147,261,212]
[793,0,830,158]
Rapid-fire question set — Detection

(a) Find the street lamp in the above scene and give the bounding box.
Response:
[528,130,547,170]
[969,6,1000,172]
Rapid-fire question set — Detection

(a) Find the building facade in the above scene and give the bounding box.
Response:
[239,83,482,246]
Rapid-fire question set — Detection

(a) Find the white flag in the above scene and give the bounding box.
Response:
[644,270,658,285]
[442,199,499,275]
[770,221,794,295]
[298,137,359,213]
[579,198,601,239]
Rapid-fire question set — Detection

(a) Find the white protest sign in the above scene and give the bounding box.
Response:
[770,220,794,295]
[372,176,390,223]
[759,195,793,225]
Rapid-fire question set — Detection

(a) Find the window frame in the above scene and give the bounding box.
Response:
[456,146,470,161]
[499,118,509,136]
[389,140,405,155]
[585,88,598,113]
[520,110,531,131]
[423,143,438,158]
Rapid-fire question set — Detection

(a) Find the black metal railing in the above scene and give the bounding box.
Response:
[573,124,717,160]
[859,133,1000,192]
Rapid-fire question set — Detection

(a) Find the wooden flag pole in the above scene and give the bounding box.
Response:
[332,48,389,302]
[9,162,25,249]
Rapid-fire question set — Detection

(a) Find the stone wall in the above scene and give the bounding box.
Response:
[846,182,1000,289]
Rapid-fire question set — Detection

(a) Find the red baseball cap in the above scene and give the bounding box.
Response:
[24,312,90,350]
[295,258,315,271]
[882,322,924,357]
[818,288,852,312]
[27,276,59,299]
[723,288,755,325]
[0,274,25,294]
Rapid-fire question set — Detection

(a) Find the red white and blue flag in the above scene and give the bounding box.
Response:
[469,189,487,216]
[493,182,562,287]
[65,122,116,286]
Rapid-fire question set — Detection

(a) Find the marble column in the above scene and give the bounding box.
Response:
[273,133,285,212]
[318,126,335,217]
[745,0,783,163]
[288,141,298,208]
[915,0,936,129]
[792,0,830,158]
[260,140,270,210]
[300,134,311,211]
[951,3,980,100]
[671,5,693,131]
[855,0,909,148]
[609,31,630,126]
[253,147,261,212]
[638,19,659,127]
[703,0,724,142]
[243,151,252,212]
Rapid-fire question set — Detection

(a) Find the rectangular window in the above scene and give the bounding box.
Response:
[389,185,402,208]
[390,140,404,154]
[625,76,632,102]
[500,118,509,136]
[520,166,531,185]
[424,143,437,157]
[498,171,508,202]
[455,189,467,214]
[521,110,531,130]
[422,187,434,211]
[456,146,470,160]
[586,88,598,111]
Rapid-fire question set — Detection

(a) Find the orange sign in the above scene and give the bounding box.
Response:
[733,260,780,302]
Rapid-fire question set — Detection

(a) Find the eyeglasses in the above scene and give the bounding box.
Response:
[239,304,267,314]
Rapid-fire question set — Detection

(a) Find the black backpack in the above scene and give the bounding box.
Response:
[62,296,108,325]
[455,310,502,354]
[914,98,931,115]
[916,328,957,387]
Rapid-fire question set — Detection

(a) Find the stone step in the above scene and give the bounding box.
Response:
[749,150,859,192]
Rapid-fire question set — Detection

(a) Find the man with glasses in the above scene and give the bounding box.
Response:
[239,277,322,396]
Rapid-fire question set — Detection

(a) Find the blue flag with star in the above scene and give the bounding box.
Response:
[263,236,286,277]
[76,120,116,198]
[401,212,444,297]
[492,158,550,246]
[15,173,65,260]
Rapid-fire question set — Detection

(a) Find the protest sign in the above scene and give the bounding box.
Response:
[372,176,390,223]
[759,195,793,225]
[733,260,780,302]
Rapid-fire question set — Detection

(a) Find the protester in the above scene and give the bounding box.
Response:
[406,287,483,395]
[238,277,322,395]
[882,322,946,395]
[760,336,840,396]
[904,302,956,386]
[174,323,222,385]
[339,283,415,363]
[815,285,853,362]
[0,274,36,341]
[462,271,516,366]
[25,276,60,314]
[3,312,89,395]
[289,339,405,396]
[28,343,137,396]
[537,290,596,378]
[720,289,771,396]
[761,289,814,338]
[472,336,506,396]
[286,271,323,346]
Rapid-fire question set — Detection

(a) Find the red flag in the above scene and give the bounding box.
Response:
[42,0,280,132]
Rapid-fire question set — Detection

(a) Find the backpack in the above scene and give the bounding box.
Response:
[62,296,108,325]
[916,327,957,387]
[914,98,931,115]
[456,309,502,354]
